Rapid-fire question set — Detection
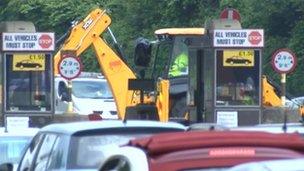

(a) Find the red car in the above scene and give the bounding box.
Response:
[99,131,304,171]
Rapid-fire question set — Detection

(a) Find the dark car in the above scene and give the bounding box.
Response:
[0,120,186,171]
[15,60,42,68]
[226,56,252,65]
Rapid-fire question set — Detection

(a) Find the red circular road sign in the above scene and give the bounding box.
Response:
[220,8,241,21]
[39,34,52,49]
[271,48,297,74]
[248,31,262,45]
[58,55,83,80]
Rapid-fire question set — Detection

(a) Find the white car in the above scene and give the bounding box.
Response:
[55,72,118,119]
[291,96,304,106]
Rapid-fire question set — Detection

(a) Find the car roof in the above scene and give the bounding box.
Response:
[0,127,39,137]
[40,120,186,135]
[55,77,106,82]
[232,123,304,134]
[128,131,304,170]
[55,72,104,80]
[129,130,304,155]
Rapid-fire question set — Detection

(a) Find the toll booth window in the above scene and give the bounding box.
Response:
[168,37,189,78]
[216,50,260,106]
[5,53,52,111]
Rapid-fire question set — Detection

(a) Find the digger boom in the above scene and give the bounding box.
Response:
[54,9,169,121]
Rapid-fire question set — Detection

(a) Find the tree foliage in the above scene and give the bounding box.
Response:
[1,0,304,96]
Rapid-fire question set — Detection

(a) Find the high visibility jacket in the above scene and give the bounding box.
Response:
[169,52,188,77]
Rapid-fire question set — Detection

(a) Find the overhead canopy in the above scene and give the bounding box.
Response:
[154,28,205,35]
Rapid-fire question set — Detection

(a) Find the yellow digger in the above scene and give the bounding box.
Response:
[54,9,169,122]
[54,8,304,125]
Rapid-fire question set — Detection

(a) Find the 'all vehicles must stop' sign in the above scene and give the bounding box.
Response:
[2,32,54,51]
[271,48,297,74]
[213,29,264,47]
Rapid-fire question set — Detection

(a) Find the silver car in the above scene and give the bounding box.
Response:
[1,120,186,171]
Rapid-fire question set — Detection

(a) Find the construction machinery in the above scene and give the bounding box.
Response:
[54,9,169,122]
[54,8,303,125]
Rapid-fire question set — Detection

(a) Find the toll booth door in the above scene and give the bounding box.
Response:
[188,48,215,123]
[4,53,53,114]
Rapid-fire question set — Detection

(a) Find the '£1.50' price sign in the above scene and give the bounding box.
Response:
[58,55,82,80]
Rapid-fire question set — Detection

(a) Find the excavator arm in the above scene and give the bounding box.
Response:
[54,9,110,74]
[262,75,282,107]
[54,9,136,119]
[263,75,304,121]
[54,9,169,121]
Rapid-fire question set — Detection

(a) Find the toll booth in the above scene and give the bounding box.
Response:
[187,19,264,126]
[0,21,55,128]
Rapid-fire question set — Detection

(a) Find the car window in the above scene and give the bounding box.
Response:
[68,134,150,169]
[34,134,57,171]
[46,135,66,170]
[0,136,32,165]
[18,133,44,171]
[72,80,113,99]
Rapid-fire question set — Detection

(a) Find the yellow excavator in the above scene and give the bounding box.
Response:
[55,8,304,124]
[54,8,169,121]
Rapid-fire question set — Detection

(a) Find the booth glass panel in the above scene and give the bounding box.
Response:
[216,50,260,106]
[5,53,52,112]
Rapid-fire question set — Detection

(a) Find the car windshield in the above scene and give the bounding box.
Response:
[68,134,150,169]
[0,136,32,164]
[72,80,113,99]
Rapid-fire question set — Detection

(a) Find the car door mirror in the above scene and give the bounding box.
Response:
[0,163,14,171]
[60,91,71,102]
[58,81,70,101]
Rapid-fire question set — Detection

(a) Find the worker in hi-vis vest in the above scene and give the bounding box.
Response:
[169,44,189,77]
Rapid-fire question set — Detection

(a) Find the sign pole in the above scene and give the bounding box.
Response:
[271,48,297,108]
[281,73,286,106]
[58,51,82,115]
[66,80,74,114]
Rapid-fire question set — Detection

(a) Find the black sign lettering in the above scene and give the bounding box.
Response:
[4,35,13,41]
[6,42,21,48]
[217,39,231,44]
